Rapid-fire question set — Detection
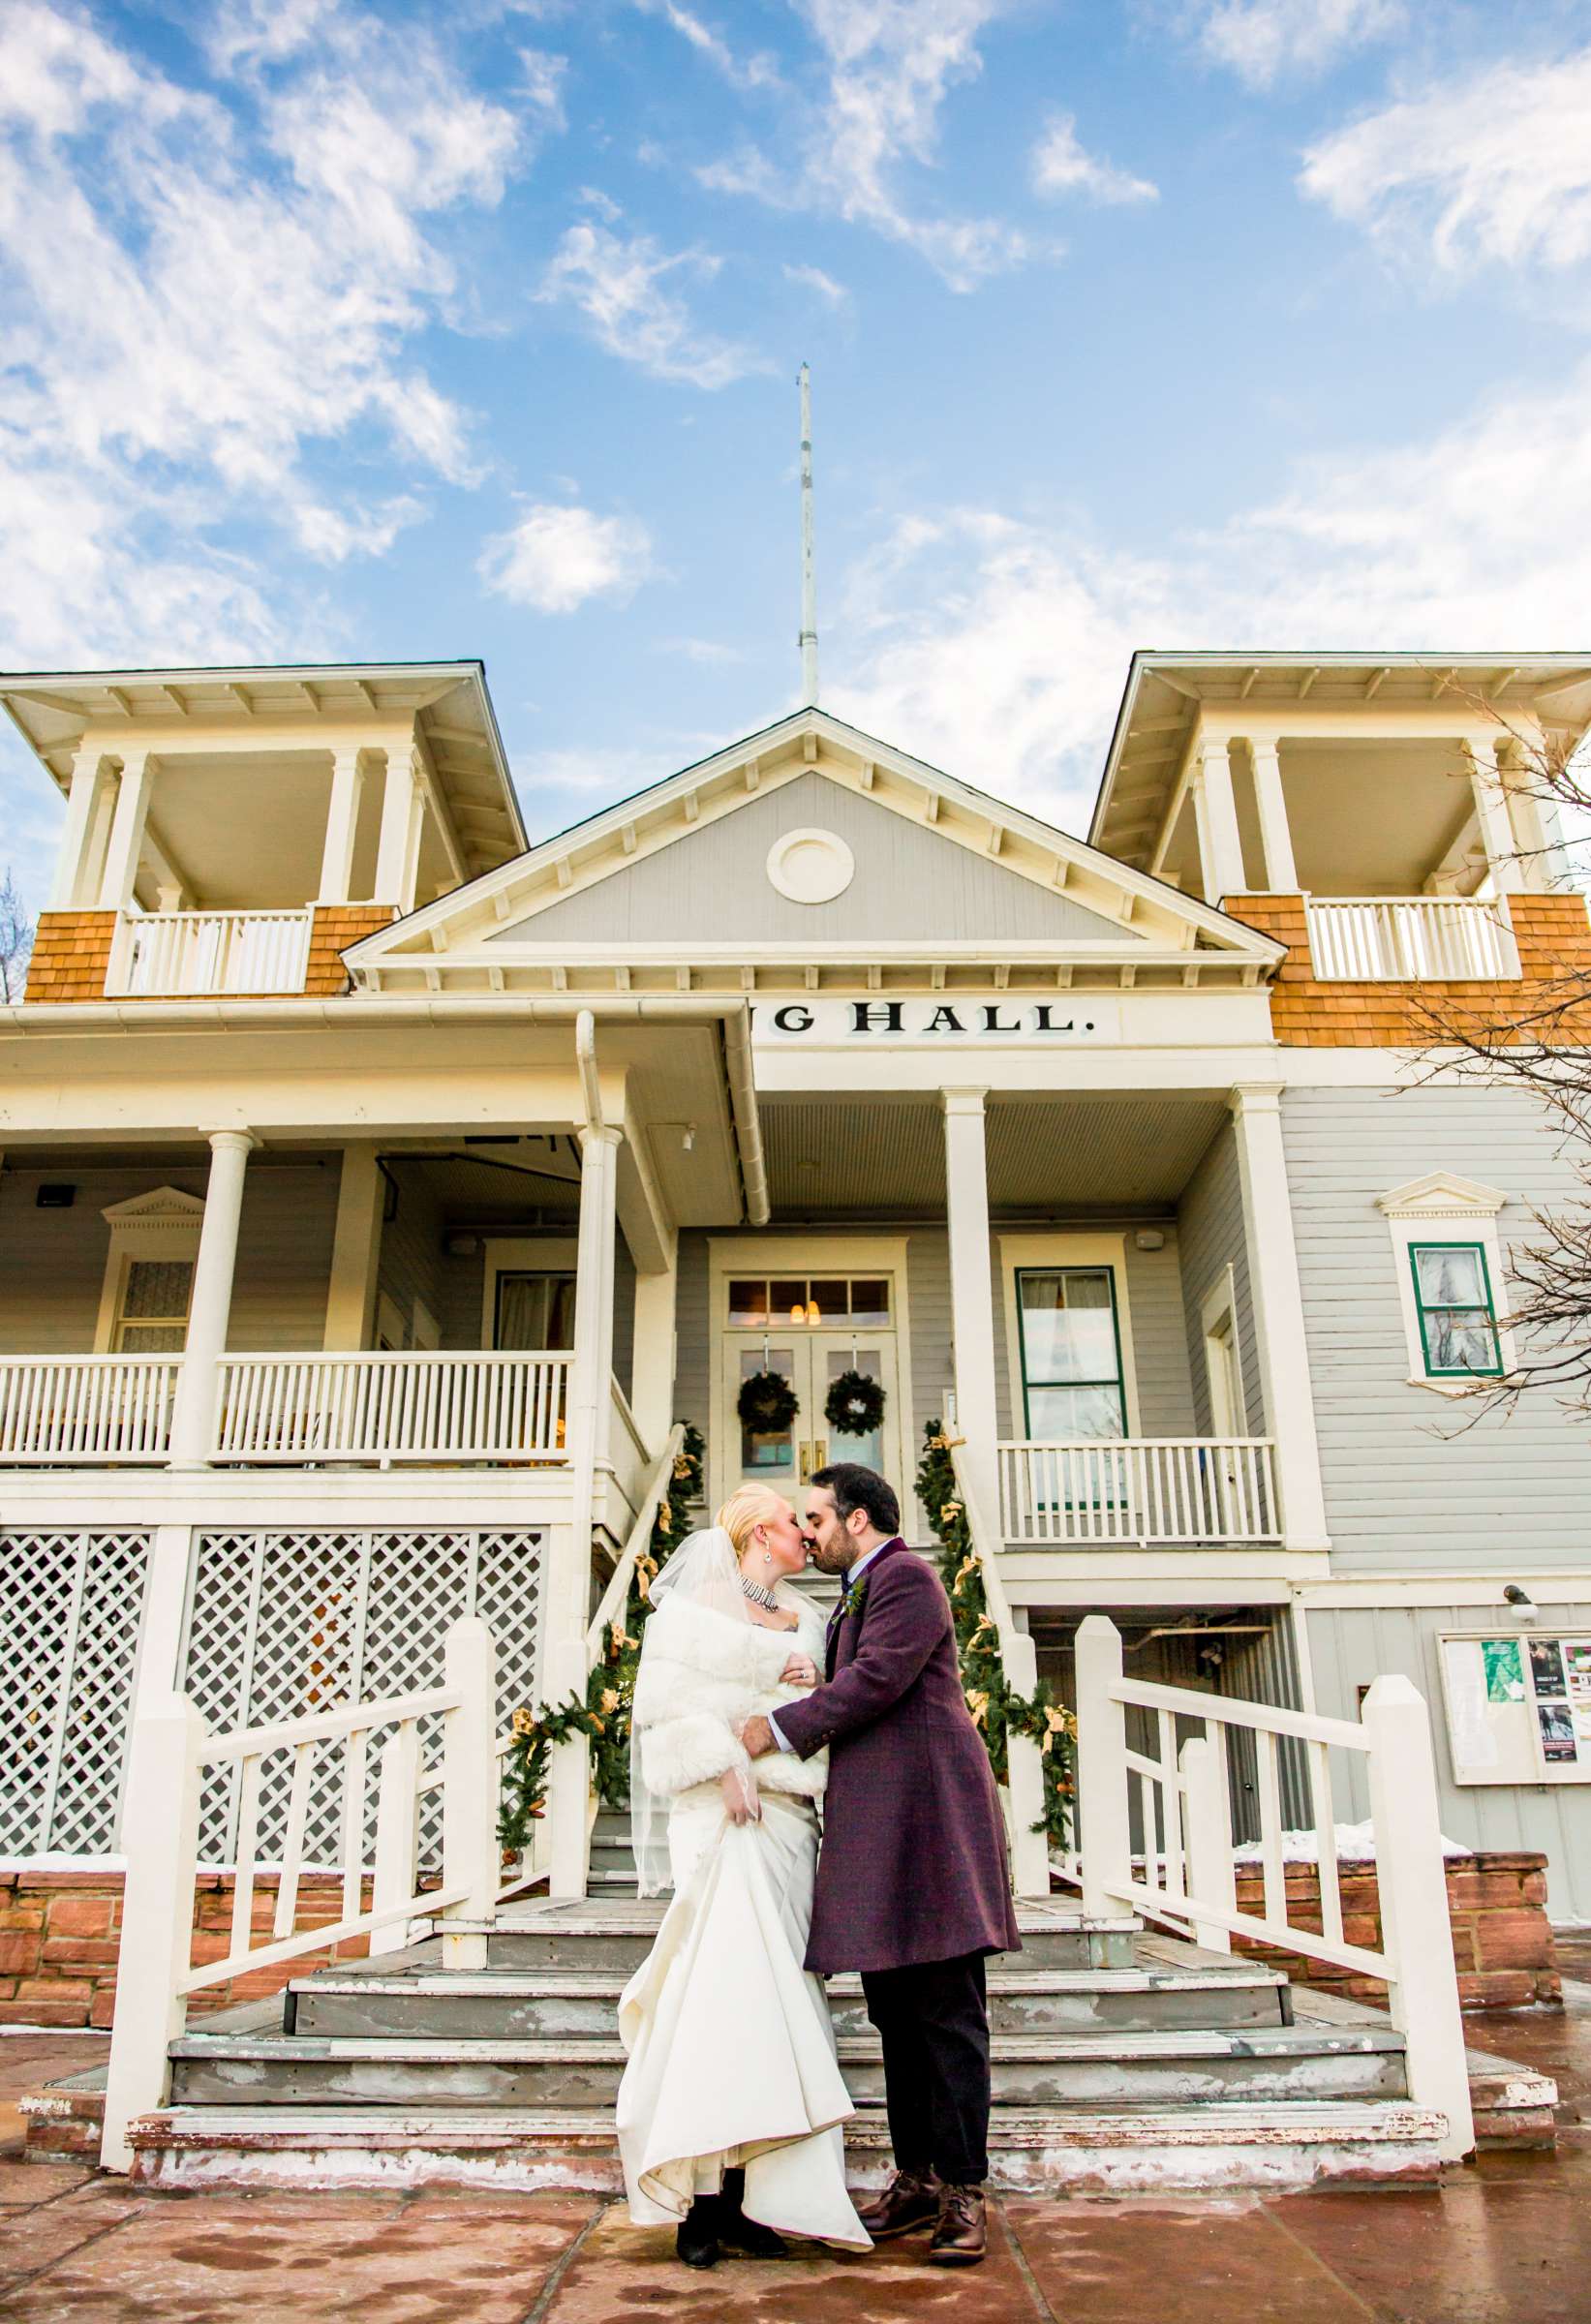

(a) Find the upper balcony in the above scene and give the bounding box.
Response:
[3,662,528,1004]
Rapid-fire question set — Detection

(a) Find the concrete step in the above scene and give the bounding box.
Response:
[124,2096,1450,2193]
[167,2021,1408,2112]
[289,1958,1290,2041]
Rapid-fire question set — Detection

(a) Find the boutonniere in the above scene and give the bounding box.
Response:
[840,1571,871,1621]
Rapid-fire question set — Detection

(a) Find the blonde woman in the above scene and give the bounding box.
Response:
[616,1484,871,2267]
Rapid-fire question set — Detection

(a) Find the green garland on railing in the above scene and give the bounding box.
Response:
[915,1419,1074,1850]
[498,1422,705,1854]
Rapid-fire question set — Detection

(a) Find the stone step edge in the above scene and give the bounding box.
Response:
[128,2098,1450,2154]
[452,1911,1143,1938]
[169,2025,1407,2064]
[287,1964,1287,2001]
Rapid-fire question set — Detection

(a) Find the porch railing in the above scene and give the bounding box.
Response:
[101,1616,499,2172]
[604,1377,651,1520]
[212,1351,570,1464]
[998,1437,1280,1544]
[107,908,315,997]
[1304,896,1515,982]
[1074,1614,1473,2161]
[0,1356,180,1463]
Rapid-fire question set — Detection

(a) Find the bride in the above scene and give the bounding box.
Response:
[616,1484,871,2266]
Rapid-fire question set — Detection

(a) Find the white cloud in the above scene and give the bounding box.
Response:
[1301,49,1591,274]
[479,501,655,613]
[783,260,851,304]
[699,0,1030,291]
[832,358,1591,835]
[1030,114,1156,205]
[0,0,541,665]
[642,1,782,91]
[536,220,769,387]
[518,47,568,132]
[1193,0,1401,89]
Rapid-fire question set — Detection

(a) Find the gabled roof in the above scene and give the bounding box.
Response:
[348,706,1283,996]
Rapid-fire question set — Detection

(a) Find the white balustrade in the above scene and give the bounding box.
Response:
[212,1351,570,1464]
[1073,1615,1474,2160]
[0,1357,179,1462]
[107,908,314,998]
[1305,896,1516,982]
[998,1437,1279,1544]
[101,1616,499,2172]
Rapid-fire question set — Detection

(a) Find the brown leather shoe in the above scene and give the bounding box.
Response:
[856,2168,941,2240]
[927,2182,987,2266]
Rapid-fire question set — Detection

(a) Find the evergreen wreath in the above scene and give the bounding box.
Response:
[736,1368,800,1433]
[914,1418,1075,1851]
[498,1421,705,1859]
[824,1367,886,1437]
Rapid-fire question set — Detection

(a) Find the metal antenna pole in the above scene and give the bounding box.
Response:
[798,363,818,704]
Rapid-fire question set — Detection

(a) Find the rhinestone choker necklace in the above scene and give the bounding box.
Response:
[740,1575,780,1610]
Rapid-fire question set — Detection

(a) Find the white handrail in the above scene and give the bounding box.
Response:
[1074,1614,1473,2159]
[212,1350,570,1463]
[587,1422,687,1660]
[0,1356,180,1462]
[107,907,314,997]
[947,1440,1052,1899]
[100,1617,500,2173]
[998,1438,1279,1544]
[1304,895,1516,982]
[603,1376,652,1518]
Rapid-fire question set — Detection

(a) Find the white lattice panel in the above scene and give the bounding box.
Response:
[182,1528,544,1867]
[0,1532,151,1854]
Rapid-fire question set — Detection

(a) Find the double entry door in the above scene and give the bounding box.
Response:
[719,1266,902,1509]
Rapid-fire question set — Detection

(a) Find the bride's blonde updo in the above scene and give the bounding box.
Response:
[716,1483,792,1559]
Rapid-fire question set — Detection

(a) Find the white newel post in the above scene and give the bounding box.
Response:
[370,1724,422,1959]
[101,1693,206,2172]
[440,1617,498,1971]
[1247,739,1299,893]
[1000,1622,1054,1899]
[629,1249,678,1452]
[942,1088,1000,1525]
[1362,1673,1475,2159]
[548,1112,623,1899]
[168,1130,256,1468]
[1179,1735,1237,1953]
[318,747,367,905]
[1074,1615,1132,1922]
[1229,1086,1330,1551]
[1195,739,1247,903]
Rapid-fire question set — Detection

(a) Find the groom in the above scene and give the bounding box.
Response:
[740,1461,1020,2267]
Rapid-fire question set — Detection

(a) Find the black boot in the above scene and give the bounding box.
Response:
[676,2193,721,2269]
[716,2166,790,2259]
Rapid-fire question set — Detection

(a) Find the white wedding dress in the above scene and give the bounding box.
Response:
[615,1530,870,2247]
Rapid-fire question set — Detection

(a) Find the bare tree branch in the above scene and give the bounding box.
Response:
[0,870,33,1004]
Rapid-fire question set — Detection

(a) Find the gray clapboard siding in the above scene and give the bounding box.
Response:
[1307,1601,1591,1922]
[376,1166,447,1350]
[491,772,1142,946]
[1177,1123,1264,1435]
[613,1233,636,1402]
[1281,1084,1591,1572]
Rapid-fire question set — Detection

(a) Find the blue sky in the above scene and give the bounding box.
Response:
[5,0,1591,906]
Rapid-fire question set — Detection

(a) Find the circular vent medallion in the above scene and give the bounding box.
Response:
[765,827,855,905]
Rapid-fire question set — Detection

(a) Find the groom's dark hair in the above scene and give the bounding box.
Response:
[811,1462,900,1538]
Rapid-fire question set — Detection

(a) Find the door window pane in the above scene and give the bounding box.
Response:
[771,1278,808,1326]
[741,1345,798,1474]
[849,1277,890,1326]
[808,1278,846,1327]
[824,1346,884,1468]
[728,1279,769,1327]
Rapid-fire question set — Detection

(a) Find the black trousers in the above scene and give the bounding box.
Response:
[860,1951,991,2186]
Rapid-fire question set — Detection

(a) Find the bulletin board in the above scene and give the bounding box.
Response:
[1438,1631,1591,1786]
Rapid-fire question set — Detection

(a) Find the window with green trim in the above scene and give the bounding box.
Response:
[1016,1267,1126,1439]
[1409,1241,1503,1378]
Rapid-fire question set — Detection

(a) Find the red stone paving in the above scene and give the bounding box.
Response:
[4,2013,1591,2321]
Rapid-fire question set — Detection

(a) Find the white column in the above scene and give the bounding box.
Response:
[1498,749,1557,891]
[1247,738,1299,893]
[548,1119,623,1900]
[1074,1614,1132,1922]
[1466,737,1524,895]
[50,745,113,909]
[98,750,154,912]
[942,1088,1000,1525]
[1229,1086,1330,1551]
[168,1130,256,1467]
[1194,739,1247,902]
[373,749,423,909]
[318,748,367,905]
[629,1248,678,1452]
[322,1145,384,1349]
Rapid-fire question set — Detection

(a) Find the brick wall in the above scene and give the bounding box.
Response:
[0,1871,417,2029]
[1233,1850,1558,2010]
[1227,892,1591,1047]
[304,904,398,995]
[22,911,118,1003]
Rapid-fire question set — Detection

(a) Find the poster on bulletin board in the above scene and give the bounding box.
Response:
[1440,1632,1591,1786]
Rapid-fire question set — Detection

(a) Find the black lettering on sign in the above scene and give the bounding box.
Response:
[849,1001,904,1033]
[772,1004,815,1032]
[923,1005,965,1033]
[980,1005,1021,1033]
[1032,1005,1074,1033]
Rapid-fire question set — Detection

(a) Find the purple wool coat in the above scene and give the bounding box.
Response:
[773,1537,1023,1974]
